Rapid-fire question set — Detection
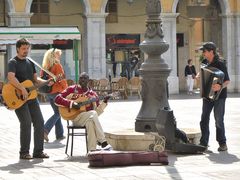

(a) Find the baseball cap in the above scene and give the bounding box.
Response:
[198,42,216,51]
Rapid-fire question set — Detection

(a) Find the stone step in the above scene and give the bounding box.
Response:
[105,128,201,151]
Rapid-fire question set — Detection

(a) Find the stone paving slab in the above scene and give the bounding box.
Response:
[0,94,240,179]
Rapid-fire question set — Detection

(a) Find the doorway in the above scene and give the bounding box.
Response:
[176,0,222,93]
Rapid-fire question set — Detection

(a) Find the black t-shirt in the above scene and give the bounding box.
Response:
[207,56,230,99]
[8,56,36,83]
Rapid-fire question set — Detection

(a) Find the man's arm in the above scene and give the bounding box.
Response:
[55,87,74,108]
[33,73,51,86]
[95,95,110,116]
[7,72,28,99]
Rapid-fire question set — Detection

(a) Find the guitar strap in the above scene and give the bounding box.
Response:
[27,57,57,81]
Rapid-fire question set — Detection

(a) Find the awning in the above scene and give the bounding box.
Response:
[0,26,81,45]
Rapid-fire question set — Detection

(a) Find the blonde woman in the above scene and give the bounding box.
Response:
[41,48,68,142]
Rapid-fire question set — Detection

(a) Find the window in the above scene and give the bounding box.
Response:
[31,0,50,24]
[105,0,118,23]
[0,0,6,25]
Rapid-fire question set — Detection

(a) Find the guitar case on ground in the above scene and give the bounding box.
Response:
[88,150,168,167]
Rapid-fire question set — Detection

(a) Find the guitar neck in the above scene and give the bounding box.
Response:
[78,96,104,106]
[27,80,50,92]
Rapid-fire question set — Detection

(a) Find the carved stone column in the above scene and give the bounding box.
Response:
[135,0,171,132]
[8,12,32,26]
[82,13,107,79]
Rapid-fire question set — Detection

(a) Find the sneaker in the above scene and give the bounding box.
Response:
[101,144,113,151]
[33,152,49,158]
[218,143,228,151]
[44,132,49,142]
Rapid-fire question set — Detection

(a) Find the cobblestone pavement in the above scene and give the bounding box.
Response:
[0,93,240,180]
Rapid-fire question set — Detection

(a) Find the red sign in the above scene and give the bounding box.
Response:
[106,34,140,49]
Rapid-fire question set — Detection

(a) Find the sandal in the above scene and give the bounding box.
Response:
[20,154,33,160]
[44,132,49,142]
[33,152,49,159]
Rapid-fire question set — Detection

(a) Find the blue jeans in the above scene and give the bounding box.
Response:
[15,98,44,155]
[200,98,226,146]
[44,93,64,139]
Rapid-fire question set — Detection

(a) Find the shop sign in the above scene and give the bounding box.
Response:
[106,34,140,49]
[53,40,73,49]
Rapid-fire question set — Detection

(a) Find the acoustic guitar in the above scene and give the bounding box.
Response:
[59,93,117,120]
[2,75,62,110]
[59,96,102,120]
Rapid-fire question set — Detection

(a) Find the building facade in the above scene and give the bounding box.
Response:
[0,0,239,93]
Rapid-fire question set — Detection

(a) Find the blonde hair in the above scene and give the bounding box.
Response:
[42,48,62,70]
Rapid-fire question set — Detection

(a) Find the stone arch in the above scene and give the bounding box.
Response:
[81,0,108,14]
[172,0,230,14]
[25,0,33,13]
[101,0,108,13]
[81,0,90,14]
[5,0,15,12]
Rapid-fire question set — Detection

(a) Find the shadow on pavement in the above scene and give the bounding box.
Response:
[0,159,43,174]
[54,155,89,163]
[165,154,183,180]
[44,141,65,149]
[206,152,240,164]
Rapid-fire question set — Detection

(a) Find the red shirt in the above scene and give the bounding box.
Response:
[55,85,100,111]
[50,63,68,94]
[40,63,68,94]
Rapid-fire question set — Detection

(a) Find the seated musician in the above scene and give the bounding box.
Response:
[55,72,112,151]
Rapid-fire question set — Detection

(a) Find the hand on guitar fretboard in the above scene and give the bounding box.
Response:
[72,97,97,109]
[49,74,64,83]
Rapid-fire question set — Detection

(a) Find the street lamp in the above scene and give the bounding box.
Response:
[135,0,206,154]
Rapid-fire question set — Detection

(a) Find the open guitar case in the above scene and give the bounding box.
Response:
[156,107,206,154]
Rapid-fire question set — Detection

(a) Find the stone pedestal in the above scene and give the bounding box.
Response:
[105,129,155,151]
[105,128,201,151]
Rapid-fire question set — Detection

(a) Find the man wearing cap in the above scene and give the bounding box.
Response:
[198,42,230,151]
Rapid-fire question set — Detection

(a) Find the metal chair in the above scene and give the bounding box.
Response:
[65,120,88,156]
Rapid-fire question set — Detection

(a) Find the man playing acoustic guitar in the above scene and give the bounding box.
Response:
[7,38,49,159]
[55,72,112,151]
